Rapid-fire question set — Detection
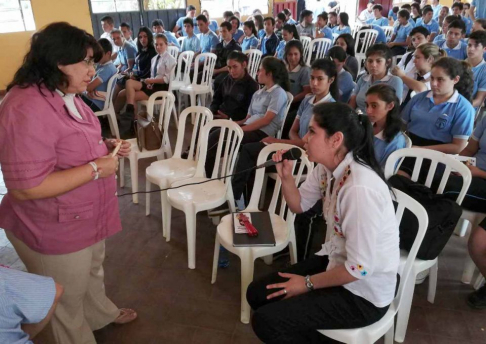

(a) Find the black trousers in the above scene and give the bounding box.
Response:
[204,128,268,177]
[247,255,389,344]
[442,175,486,212]
[294,200,324,261]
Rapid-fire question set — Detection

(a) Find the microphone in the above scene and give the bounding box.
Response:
[256,148,302,169]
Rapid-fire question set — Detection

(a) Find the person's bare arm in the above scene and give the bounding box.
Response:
[348,95,357,109]
[473,91,486,109]
[241,111,276,132]
[460,137,479,157]
[418,138,468,154]
[293,86,311,104]
[86,77,102,93]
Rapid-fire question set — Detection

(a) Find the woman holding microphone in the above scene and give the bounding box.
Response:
[0,22,134,343]
[246,102,400,343]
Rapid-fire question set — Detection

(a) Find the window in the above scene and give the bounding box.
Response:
[0,0,35,33]
[143,0,186,10]
[90,0,139,14]
[200,0,268,18]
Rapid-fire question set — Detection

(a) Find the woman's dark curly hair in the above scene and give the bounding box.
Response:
[7,22,102,92]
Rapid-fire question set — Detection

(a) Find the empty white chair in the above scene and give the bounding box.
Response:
[119,91,175,204]
[354,29,378,74]
[306,38,332,66]
[382,26,394,39]
[244,49,263,80]
[167,45,179,60]
[94,73,120,139]
[384,148,472,342]
[169,51,195,125]
[179,52,217,123]
[319,189,428,344]
[145,106,213,241]
[167,119,244,269]
[300,36,312,66]
[212,143,313,324]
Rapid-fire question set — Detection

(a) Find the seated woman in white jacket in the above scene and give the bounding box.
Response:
[246,102,400,343]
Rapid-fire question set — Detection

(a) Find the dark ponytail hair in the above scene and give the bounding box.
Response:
[310,58,340,102]
[339,12,350,27]
[261,56,290,91]
[137,26,155,53]
[432,57,474,101]
[313,102,387,184]
[282,23,300,40]
[243,20,258,37]
[365,84,403,143]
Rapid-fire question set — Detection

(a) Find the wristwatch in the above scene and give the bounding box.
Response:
[305,275,314,291]
[88,161,100,180]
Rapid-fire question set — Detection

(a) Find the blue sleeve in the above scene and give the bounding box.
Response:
[344,26,351,34]
[381,134,407,168]
[166,33,181,48]
[248,94,256,116]
[351,77,362,96]
[478,69,486,92]
[431,21,439,33]
[96,66,115,84]
[473,116,486,141]
[451,99,475,139]
[296,97,307,119]
[366,18,373,24]
[388,9,393,17]
[324,28,333,40]
[406,25,413,36]
[176,17,184,28]
[126,44,137,60]
[393,25,399,34]
[251,37,259,49]
[268,89,288,115]
[416,18,423,26]
[210,34,219,50]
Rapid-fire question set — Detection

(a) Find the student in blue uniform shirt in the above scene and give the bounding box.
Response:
[259,17,279,57]
[241,21,260,51]
[173,5,196,37]
[367,4,389,26]
[365,84,407,168]
[230,16,245,43]
[433,15,460,43]
[388,10,414,55]
[181,18,201,53]
[416,6,440,41]
[466,30,486,109]
[432,0,443,20]
[399,4,416,28]
[434,19,468,60]
[335,34,359,80]
[315,13,333,40]
[361,24,388,43]
[328,46,355,102]
[332,12,352,35]
[411,3,422,24]
[463,3,474,35]
[151,19,181,49]
[389,6,399,22]
[275,24,300,60]
[349,44,403,114]
[400,57,474,177]
[196,14,219,54]
[283,8,297,25]
[471,0,486,21]
[201,10,219,34]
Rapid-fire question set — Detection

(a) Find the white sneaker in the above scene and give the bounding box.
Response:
[415,270,430,284]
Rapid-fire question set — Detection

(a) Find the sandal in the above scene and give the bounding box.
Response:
[113,308,137,324]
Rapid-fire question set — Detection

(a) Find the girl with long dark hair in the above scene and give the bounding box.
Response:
[247,102,399,343]
[335,33,359,80]
[332,12,352,35]
[241,20,259,51]
[275,24,300,60]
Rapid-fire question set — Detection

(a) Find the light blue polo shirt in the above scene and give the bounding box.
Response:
[89,61,117,110]
[352,74,403,114]
[471,116,486,170]
[432,4,443,20]
[367,17,389,26]
[415,18,440,34]
[472,0,486,19]
[176,16,194,36]
[241,35,259,51]
[320,26,333,40]
[463,16,473,35]
[402,90,474,143]
[434,39,468,60]
[288,65,311,97]
[296,93,336,138]
[258,29,266,39]
[393,22,413,43]
[233,28,244,42]
[276,40,287,59]
[193,19,217,35]
[332,25,352,35]
[117,41,137,72]
[181,34,201,53]
[158,31,181,49]
[369,25,387,43]
[199,30,219,53]
[472,60,486,103]
[245,84,289,137]
[337,68,355,103]
[388,9,398,21]
[374,131,407,168]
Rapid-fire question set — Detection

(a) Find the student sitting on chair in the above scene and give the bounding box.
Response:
[466,30,486,109]
[230,16,245,43]
[328,46,354,103]
[297,10,316,38]
[388,9,414,56]
[181,18,201,53]
[241,20,260,51]
[173,5,197,37]
[415,6,440,41]
[100,15,118,59]
[120,22,136,49]
[367,4,389,26]
[259,17,279,58]
[331,12,352,35]
[315,12,333,41]
[275,24,300,60]
[433,19,468,60]
[151,19,181,49]
[195,14,220,54]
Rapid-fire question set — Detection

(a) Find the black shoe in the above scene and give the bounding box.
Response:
[119,111,135,139]
[467,285,486,309]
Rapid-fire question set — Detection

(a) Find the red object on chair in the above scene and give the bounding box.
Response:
[237,213,259,237]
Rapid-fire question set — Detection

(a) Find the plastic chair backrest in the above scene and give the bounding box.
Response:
[382,26,394,38]
[101,73,119,111]
[244,49,263,80]
[145,91,176,149]
[173,51,195,85]
[192,52,217,87]
[306,38,332,65]
[392,188,429,310]
[167,46,179,60]
[332,33,339,43]
[276,92,294,140]
[177,36,185,50]
[173,106,213,160]
[384,148,472,205]
[247,144,313,224]
[300,37,312,66]
[355,29,378,55]
[195,120,244,182]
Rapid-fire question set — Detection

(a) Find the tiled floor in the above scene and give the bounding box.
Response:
[1,121,485,344]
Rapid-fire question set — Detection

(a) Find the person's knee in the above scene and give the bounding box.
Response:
[469,225,486,256]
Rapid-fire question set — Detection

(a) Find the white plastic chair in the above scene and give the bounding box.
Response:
[94,73,120,139]
[319,188,428,344]
[145,106,213,241]
[211,143,313,324]
[332,33,339,43]
[300,36,312,66]
[177,36,185,50]
[306,38,332,66]
[404,133,412,148]
[384,148,472,342]
[351,22,363,37]
[167,119,244,269]
[382,26,394,39]
[355,29,378,75]
[167,45,179,60]
[244,49,263,80]
[119,91,175,204]
[179,52,217,123]
[168,51,195,126]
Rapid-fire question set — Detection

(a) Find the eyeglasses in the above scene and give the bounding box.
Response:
[83,58,96,67]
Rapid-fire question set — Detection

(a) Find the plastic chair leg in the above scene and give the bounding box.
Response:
[240,251,255,324]
[119,158,125,188]
[428,262,438,303]
[454,218,470,237]
[384,321,394,344]
[190,93,196,124]
[185,209,197,269]
[146,179,151,216]
[395,270,417,342]
[161,190,171,241]
[211,234,220,284]
[129,155,139,204]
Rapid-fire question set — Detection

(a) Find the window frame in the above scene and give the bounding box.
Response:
[0,0,36,33]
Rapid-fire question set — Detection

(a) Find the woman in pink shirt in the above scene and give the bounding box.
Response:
[0,22,135,343]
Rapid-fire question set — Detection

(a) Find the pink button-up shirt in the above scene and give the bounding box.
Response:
[0,85,122,255]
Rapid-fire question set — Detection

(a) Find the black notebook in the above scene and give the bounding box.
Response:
[232,211,276,247]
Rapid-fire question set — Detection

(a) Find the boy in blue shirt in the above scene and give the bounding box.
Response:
[181,17,201,53]
[367,4,389,26]
[388,9,413,55]
[416,6,440,41]
[434,19,468,60]
[151,19,181,49]
[388,6,399,22]
[315,12,333,40]
[467,30,486,109]
[195,14,219,54]
[259,17,279,57]
[463,3,474,35]
[431,0,443,20]
[111,29,137,73]
[173,5,196,37]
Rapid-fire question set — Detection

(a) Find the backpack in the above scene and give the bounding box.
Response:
[389,175,462,260]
